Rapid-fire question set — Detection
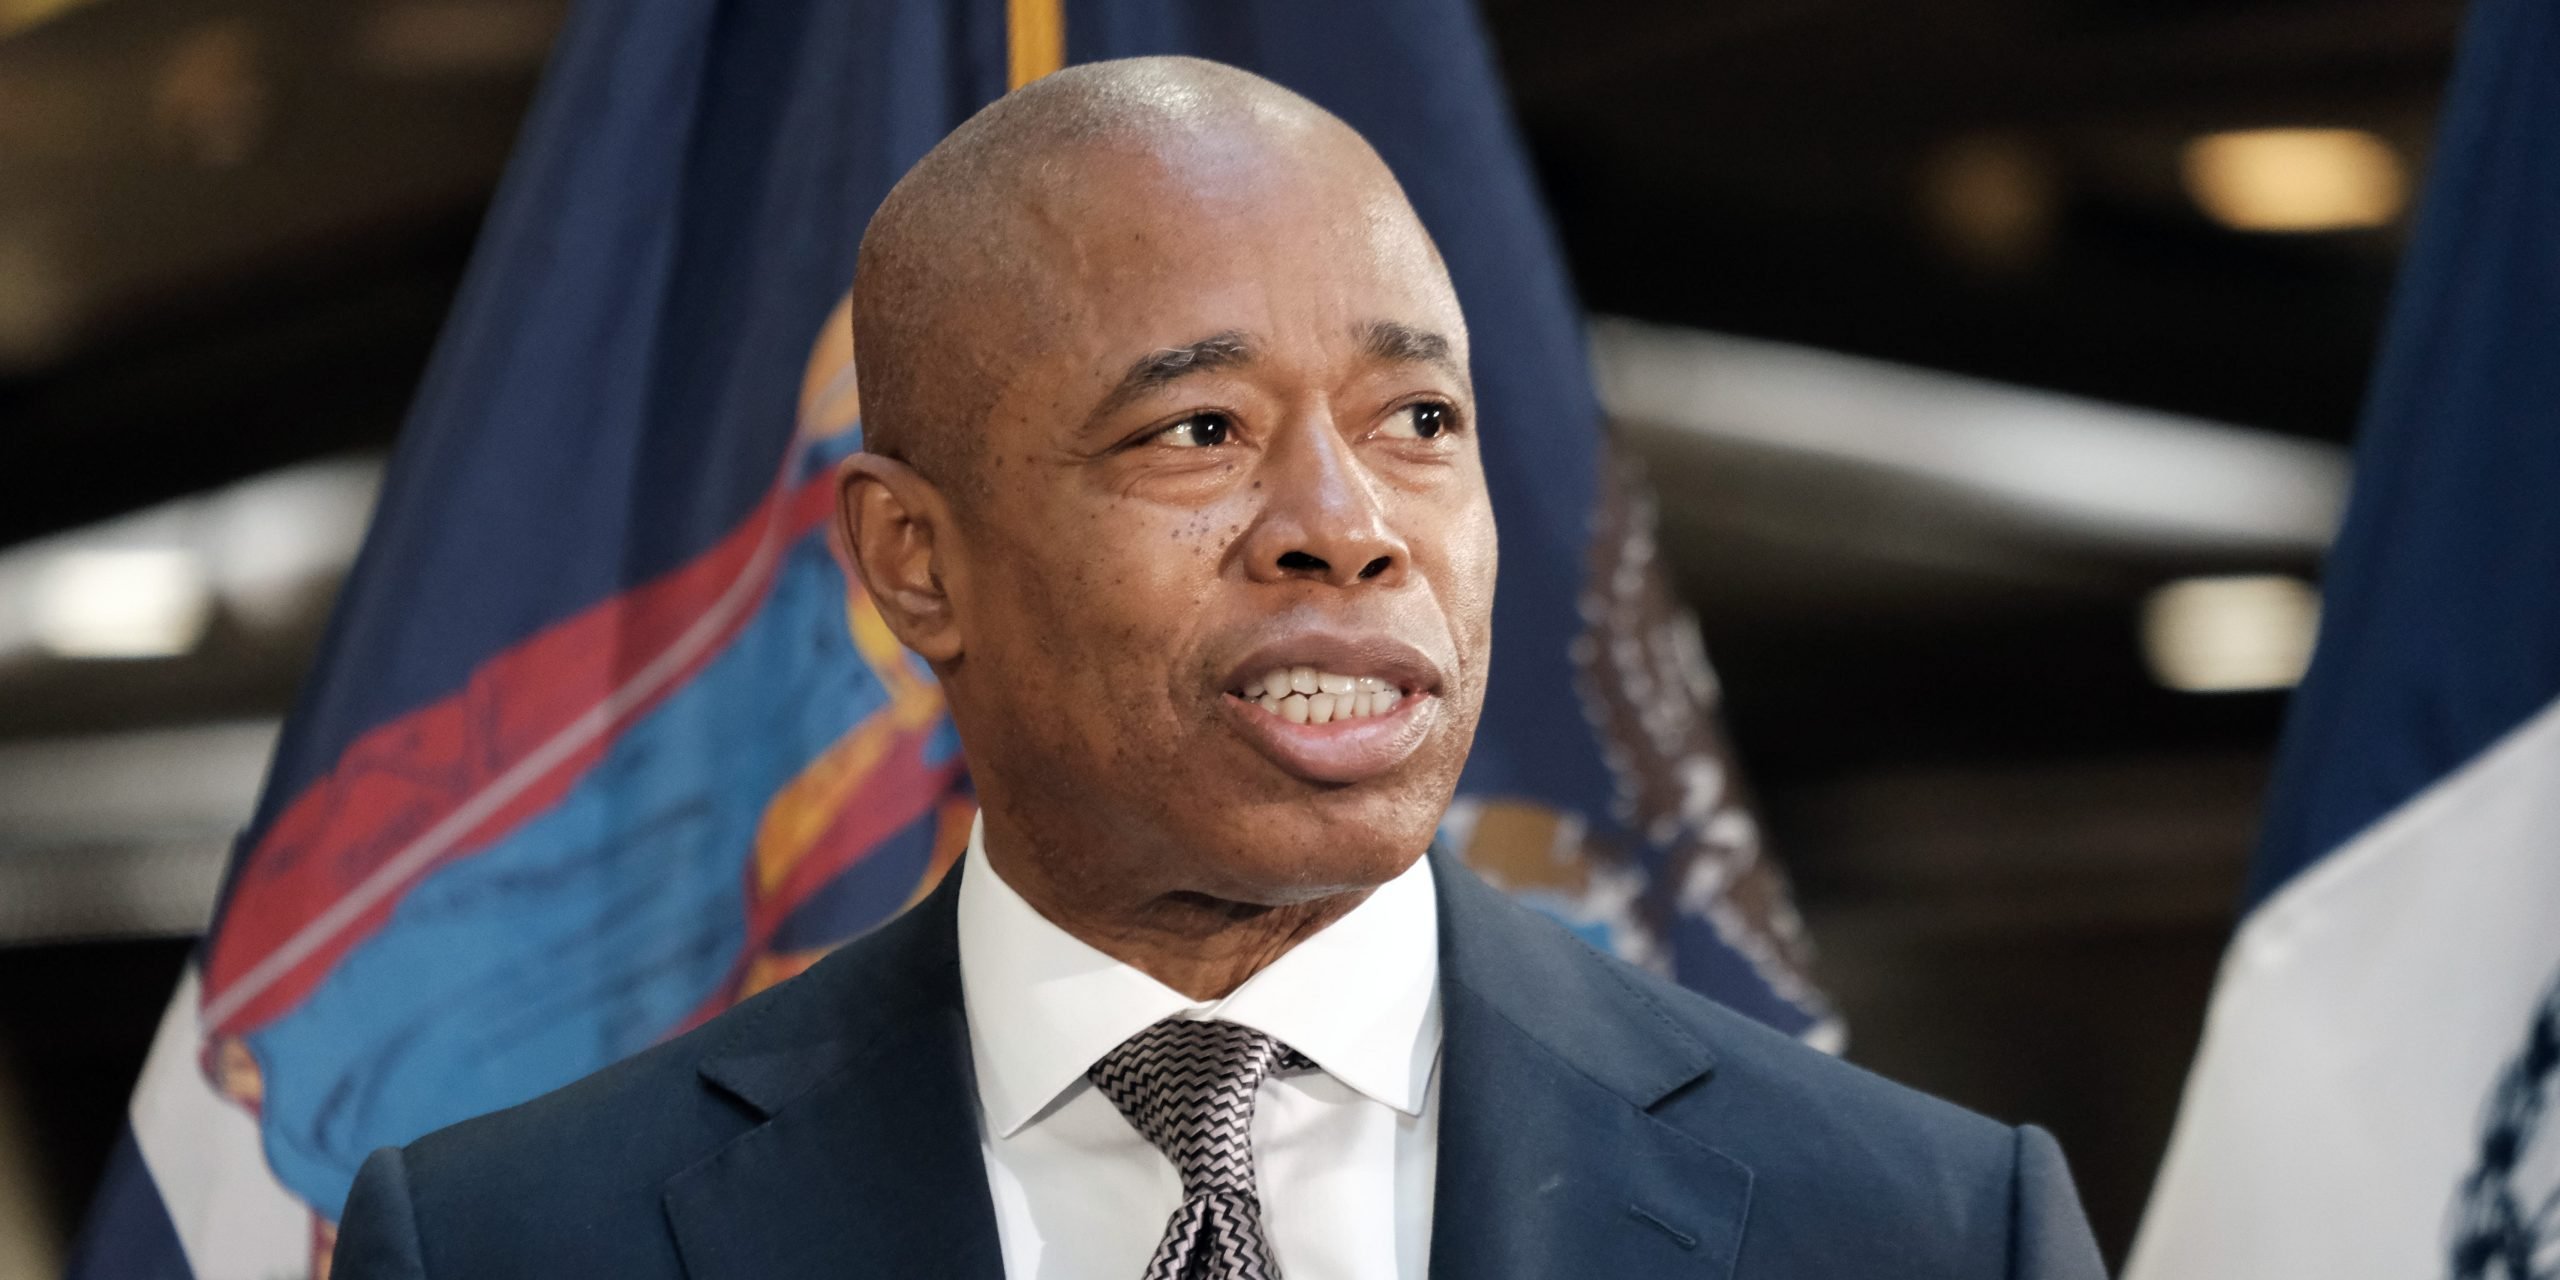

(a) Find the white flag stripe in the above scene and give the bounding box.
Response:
[2126,691,2560,1280]
[130,964,313,1280]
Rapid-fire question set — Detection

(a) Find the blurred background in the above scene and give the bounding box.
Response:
[0,0,2460,1272]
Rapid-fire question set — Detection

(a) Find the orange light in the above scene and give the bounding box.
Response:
[2182,128,2405,233]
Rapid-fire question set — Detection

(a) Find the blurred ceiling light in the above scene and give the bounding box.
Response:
[2140,574,2321,693]
[209,458,383,626]
[1590,320,2350,556]
[31,548,215,659]
[0,456,382,665]
[0,0,97,38]
[1921,134,2055,271]
[0,225,72,373]
[0,719,279,846]
[2181,128,2405,233]
[359,2,560,77]
[153,20,269,169]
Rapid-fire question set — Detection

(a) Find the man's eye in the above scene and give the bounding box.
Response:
[1381,402,1453,440]
[1158,413,1233,448]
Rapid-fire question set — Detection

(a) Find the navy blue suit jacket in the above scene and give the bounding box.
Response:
[334,852,2107,1278]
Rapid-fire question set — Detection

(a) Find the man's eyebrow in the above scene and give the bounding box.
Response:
[1089,331,1255,423]
[1357,320,1463,382]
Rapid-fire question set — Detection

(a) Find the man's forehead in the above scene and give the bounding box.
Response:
[849,58,1462,478]
[1031,158,1454,312]
[989,147,1460,350]
[1009,126,1414,255]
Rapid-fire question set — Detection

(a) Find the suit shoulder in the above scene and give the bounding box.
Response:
[390,920,926,1267]
[1441,869,2041,1274]
[381,995,753,1276]
[1590,951,2034,1273]
[403,997,742,1180]
[1441,856,2017,1170]
[1607,951,2016,1162]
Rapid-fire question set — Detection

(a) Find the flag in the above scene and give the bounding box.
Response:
[2125,1,2560,1275]
[70,1,1831,1275]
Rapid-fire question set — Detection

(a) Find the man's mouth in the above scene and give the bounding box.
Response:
[1213,634,1445,784]
[1235,666,1407,725]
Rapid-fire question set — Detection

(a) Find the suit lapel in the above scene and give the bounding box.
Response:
[1426,855,1752,1280]
[662,871,1005,1280]
[656,849,1751,1280]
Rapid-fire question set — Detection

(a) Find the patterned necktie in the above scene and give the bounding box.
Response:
[1088,1017,1312,1280]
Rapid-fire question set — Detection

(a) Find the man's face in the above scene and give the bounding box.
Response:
[938,139,1495,907]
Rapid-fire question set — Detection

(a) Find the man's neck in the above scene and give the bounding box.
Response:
[977,823,1375,1001]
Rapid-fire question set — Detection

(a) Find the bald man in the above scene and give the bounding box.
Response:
[331,57,2106,1280]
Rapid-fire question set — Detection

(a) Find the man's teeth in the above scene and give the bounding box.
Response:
[1241,666,1401,725]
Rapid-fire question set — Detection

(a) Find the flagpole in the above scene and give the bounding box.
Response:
[1008,0,1064,89]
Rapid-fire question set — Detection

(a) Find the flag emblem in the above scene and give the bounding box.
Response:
[2450,969,2560,1280]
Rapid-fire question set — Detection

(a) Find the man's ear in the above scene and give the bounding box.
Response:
[835,452,964,663]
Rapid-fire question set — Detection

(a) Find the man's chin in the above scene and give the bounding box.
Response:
[1168,802,1441,905]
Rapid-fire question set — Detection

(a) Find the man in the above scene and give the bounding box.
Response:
[332,56,2106,1280]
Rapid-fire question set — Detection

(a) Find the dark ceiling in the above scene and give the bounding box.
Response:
[0,0,2460,548]
[0,0,2462,781]
[1490,0,2457,441]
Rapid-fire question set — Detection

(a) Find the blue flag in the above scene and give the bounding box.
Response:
[2127,0,2560,1275]
[71,2,1829,1275]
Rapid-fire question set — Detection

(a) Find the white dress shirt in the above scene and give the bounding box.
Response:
[956,817,1442,1280]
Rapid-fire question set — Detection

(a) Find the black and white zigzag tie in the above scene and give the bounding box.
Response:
[1088,1017,1311,1280]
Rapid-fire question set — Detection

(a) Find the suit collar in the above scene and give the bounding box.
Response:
[666,866,1005,1280]
[1427,850,1752,1279]
[664,847,1752,1280]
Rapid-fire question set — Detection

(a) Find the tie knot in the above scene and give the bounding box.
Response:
[1088,1018,1310,1193]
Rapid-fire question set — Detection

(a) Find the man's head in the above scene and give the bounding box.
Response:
[837,56,1495,918]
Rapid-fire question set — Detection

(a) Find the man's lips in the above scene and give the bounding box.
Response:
[1218,633,1445,702]
[1219,687,1437,785]
[1215,632,1447,784]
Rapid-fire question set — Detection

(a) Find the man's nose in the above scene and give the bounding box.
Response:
[1241,412,1410,589]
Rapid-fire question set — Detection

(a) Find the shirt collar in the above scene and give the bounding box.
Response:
[956,814,1441,1138]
